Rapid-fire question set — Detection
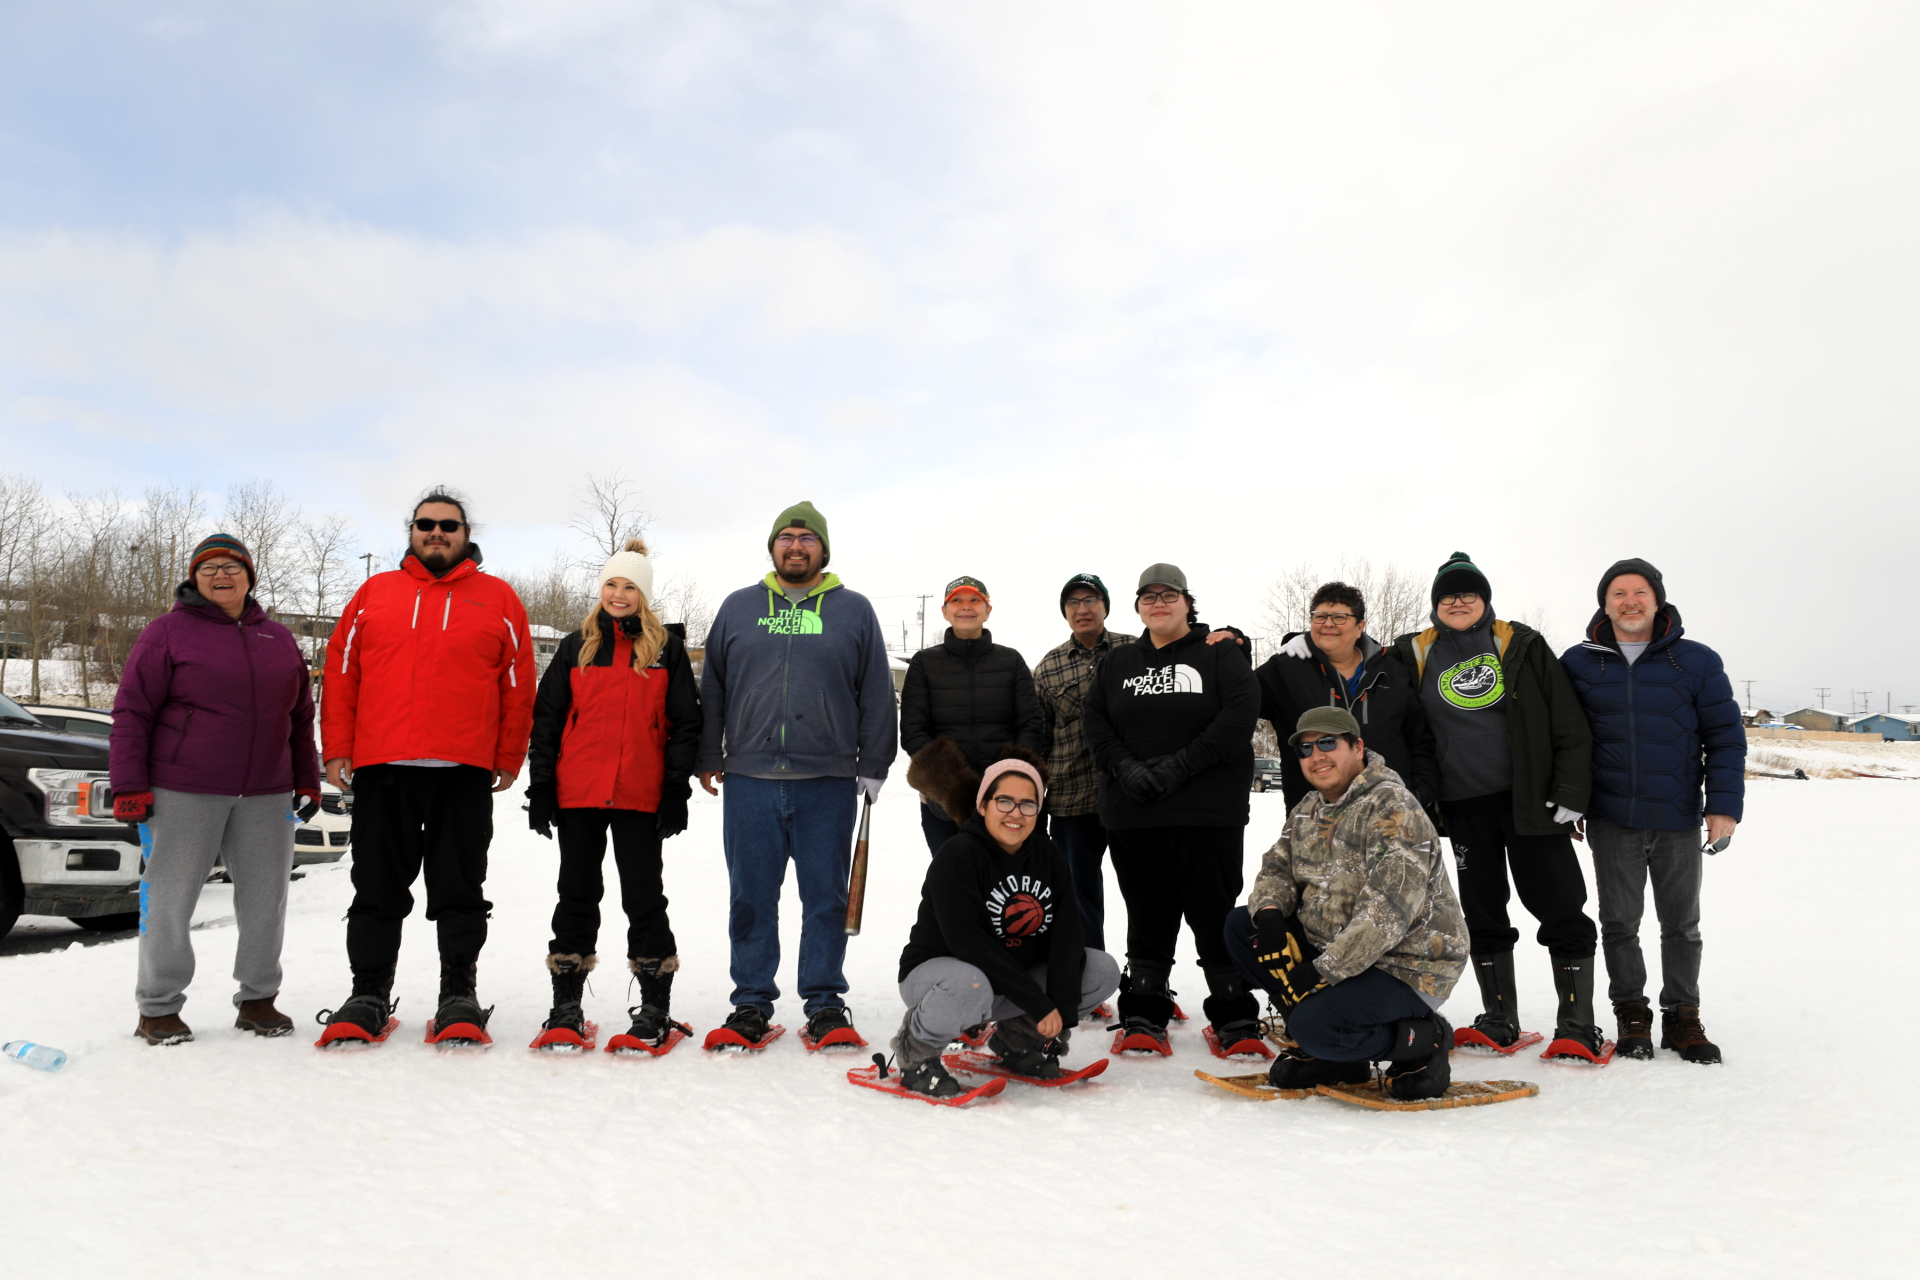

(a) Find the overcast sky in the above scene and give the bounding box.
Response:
[2,1,1914,714]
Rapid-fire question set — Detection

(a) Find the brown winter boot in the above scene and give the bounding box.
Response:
[135,1013,194,1045]
[1660,1005,1722,1064]
[1614,999,1655,1060]
[235,997,295,1037]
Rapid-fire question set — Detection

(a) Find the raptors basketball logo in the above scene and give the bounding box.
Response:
[987,875,1054,948]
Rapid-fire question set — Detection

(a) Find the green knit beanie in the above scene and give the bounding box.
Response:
[769,500,830,568]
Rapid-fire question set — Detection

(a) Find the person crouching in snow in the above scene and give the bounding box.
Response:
[524,538,700,1049]
[1223,707,1470,1101]
[890,750,1121,1098]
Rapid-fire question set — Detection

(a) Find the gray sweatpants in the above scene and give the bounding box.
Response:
[136,788,295,1017]
[899,948,1122,1046]
[1586,816,1704,1009]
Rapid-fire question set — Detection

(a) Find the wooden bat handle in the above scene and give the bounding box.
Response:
[844,800,873,936]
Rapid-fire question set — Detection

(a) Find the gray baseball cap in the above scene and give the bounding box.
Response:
[1136,562,1188,594]
[1290,706,1362,744]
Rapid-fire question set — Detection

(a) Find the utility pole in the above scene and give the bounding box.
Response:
[359,551,375,581]
[1741,679,1754,711]
[1815,687,1831,709]
[915,593,934,650]
[1861,691,1873,715]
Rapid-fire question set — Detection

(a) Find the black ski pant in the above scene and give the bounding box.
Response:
[345,764,494,976]
[1108,824,1251,1020]
[1441,790,1597,960]
[1047,811,1110,952]
[549,808,676,961]
[1223,907,1431,1061]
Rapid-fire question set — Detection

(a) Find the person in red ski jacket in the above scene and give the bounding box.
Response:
[315,491,534,1046]
[524,538,701,1052]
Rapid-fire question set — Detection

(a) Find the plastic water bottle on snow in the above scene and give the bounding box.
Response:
[4,1040,69,1072]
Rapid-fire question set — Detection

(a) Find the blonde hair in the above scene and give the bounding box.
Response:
[578,538,668,674]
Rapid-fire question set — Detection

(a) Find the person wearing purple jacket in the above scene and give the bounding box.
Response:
[110,534,322,1046]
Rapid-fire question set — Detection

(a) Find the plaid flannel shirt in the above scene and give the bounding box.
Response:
[1033,629,1133,818]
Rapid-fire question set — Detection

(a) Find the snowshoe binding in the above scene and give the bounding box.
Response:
[703,1004,784,1052]
[425,962,494,1048]
[799,1005,868,1051]
[530,953,596,1052]
[315,972,398,1049]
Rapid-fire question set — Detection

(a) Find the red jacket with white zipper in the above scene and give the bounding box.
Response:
[525,617,701,811]
[321,555,536,776]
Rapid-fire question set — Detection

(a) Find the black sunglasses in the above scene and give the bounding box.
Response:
[1292,735,1347,758]
[412,518,464,533]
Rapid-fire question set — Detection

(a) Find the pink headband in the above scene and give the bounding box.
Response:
[976,759,1046,811]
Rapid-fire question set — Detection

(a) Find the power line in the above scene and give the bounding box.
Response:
[1815,687,1831,709]
[1741,679,1754,711]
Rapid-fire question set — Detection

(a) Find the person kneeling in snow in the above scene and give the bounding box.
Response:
[1224,707,1469,1100]
[890,749,1121,1099]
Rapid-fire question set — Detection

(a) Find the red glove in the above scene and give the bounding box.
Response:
[295,788,323,823]
[114,791,155,822]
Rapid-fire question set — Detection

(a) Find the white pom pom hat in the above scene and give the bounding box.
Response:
[599,549,653,606]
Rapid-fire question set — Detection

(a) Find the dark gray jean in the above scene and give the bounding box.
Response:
[1586,816,1703,1009]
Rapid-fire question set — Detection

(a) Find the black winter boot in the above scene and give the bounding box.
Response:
[541,953,593,1037]
[1467,952,1521,1047]
[1266,1046,1371,1090]
[1202,967,1261,1046]
[987,1014,1064,1079]
[1545,956,1607,1060]
[432,960,493,1037]
[888,1009,964,1099]
[621,956,683,1046]
[318,968,394,1038]
[1116,968,1177,1040]
[1614,999,1655,1060]
[1381,1014,1454,1100]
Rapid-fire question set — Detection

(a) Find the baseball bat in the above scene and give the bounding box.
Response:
[844,797,873,935]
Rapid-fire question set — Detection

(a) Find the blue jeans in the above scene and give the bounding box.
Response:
[919,802,961,856]
[1223,906,1431,1062]
[722,775,858,1015]
[1047,812,1109,951]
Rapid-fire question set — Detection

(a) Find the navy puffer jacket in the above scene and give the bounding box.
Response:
[1559,606,1745,830]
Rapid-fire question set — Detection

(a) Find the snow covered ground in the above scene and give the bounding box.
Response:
[1,777,1911,1278]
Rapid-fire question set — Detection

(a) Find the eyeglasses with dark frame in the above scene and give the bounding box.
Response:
[990,795,1039,816]
[412,518,464,534]
[774,533,820,549]
[1063,595,1105,611]
[1293,734,1350,759]
[1309,611,1357,626]
[196,562,247,578]
[1137,589,1185,605]
[1437,592,1481,606]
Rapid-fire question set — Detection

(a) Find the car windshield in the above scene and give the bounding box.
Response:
[0,692,44,727]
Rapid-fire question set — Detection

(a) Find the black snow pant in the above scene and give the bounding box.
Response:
[548,808,676,961]
[1107,824,1255,1025]
[1441,790,1597,959]
[345,764,494,976]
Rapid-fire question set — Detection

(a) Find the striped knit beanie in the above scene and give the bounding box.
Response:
[189,533,255,588]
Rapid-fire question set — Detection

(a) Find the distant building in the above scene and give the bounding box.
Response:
[530,624,567,678]
[1851,712,1920,741]
[1740,708,1777,727]
[1781,707,1851,733]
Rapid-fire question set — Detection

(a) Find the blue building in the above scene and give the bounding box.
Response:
[1852,713,1920,741]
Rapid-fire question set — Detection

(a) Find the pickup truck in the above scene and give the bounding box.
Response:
[0,692,143,937]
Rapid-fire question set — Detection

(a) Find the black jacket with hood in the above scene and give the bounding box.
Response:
[1254,632,1439,815]
[900,628,1044,774]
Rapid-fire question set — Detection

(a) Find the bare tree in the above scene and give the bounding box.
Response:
[125,484,209,622]
[652,573,714,647]
[224,479,301,613]
[566,470,652,565]
[293,512,355,662]
[0,474,49,688]
[1259,556,1428,647]
[499,552,593,635]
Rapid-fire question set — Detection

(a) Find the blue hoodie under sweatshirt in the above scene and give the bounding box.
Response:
[696,572,898,780]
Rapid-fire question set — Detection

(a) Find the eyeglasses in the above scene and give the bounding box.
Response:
[991,796,1039,816]
[1702,835,1732,856]
[1310,612,1357,626]
[774,534,820,549]
[1438,592,1480,606]
[196,563,246,578]
[412,519,464,534]
[1138,590,1185,605]
[1292,735,1347,758]
[1063,596,1104,611]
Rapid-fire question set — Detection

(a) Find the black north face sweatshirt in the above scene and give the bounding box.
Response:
[1081,623,1260,830]
[898,815,1085,1022]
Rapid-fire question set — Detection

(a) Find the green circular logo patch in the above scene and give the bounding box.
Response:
[1439,654,1505,709]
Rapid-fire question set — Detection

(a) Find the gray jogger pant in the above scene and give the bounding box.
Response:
[898,948,1122,1046]
[1586,815,1704,1009]
[136,788,295,1017]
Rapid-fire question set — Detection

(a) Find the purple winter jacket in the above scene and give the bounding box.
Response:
[110,585,322,797]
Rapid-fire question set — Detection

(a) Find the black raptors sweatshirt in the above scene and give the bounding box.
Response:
[1081,623,1260,830]
[898,815,1085,1023]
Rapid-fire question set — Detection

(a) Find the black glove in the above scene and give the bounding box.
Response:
[526,786,556,840]
[656,784,690,840]
[1254,910,1328,1011]
[1142,750,1194,797]
[1114,757,1164,804]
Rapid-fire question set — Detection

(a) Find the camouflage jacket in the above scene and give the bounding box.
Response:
[1248,752,1468,1001]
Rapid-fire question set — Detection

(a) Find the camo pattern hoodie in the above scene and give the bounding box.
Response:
[1247,752,1468,1001]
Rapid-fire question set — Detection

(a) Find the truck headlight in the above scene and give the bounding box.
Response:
[27,769,121,827]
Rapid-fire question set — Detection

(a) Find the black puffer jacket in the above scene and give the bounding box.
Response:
[900,628,1044,773]
[1254,632,1439,815]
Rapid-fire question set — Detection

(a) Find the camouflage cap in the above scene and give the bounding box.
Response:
[1290,705,1362,744]
[944,575,989,603]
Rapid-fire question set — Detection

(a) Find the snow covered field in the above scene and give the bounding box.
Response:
[2,778,1910,1278]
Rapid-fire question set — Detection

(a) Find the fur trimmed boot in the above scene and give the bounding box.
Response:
[620,955,683,1047]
